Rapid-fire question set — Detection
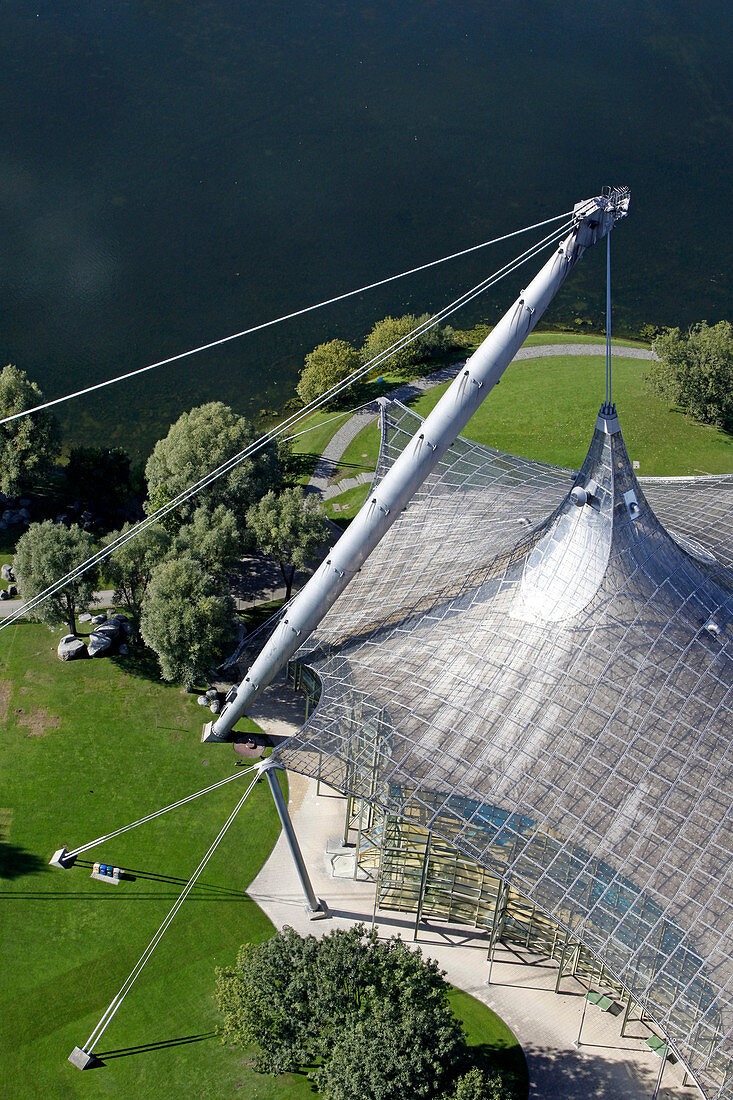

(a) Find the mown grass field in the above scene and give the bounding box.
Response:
[322,350,733,521]
[0,623,526,1099]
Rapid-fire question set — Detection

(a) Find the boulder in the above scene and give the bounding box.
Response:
[209,700,221,715]
[91,614,107,625]
[18,508,31,521]
[0,589,8,600]
[7,584,17,597]
[1,564,14,581]
[58,635,87,661]
[117,643,129,656]
[206,688,219,701]
[18,498,31,509]
[78,612,92,623]
[87,632,113,658]
[197,695,209,707]
[94,619,121,640]
[121,621,133,635]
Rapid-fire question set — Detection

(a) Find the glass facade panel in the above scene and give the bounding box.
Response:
[276,401,733,1098]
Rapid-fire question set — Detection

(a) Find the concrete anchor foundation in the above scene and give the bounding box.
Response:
[68,1046,98,1070]
[49,847,76,869]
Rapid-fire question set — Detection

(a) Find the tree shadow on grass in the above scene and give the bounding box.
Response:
[467,1041,529,1100]
[109,642,161,684]
[0,840,45,880]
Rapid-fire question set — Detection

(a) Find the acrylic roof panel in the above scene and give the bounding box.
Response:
[278,401,733,1097]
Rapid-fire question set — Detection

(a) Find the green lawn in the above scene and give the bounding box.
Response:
[447,989,528,1097]
[0,622,310,1100]
[412,355,733,475]
[285,334,653,487]
[0,624,526,1098]
[319,352,733,523]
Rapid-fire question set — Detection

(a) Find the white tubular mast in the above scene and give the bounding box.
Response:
[204,188,630,743]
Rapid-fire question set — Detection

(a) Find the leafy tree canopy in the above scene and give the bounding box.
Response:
[649,321,733,430]
[297,339,361,407]
[246,487,328,599]
[104,521,171,623]
[216,924,509,1099]
[139,556,235,688]
[361,314,455,374]
[0,364,61,498]
[174,503,243,578]
[144,402,282,530]
[14,521,98,635]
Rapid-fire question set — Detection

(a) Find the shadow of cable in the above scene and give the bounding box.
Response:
[74,860,248,897]
[94,1031,218,1059]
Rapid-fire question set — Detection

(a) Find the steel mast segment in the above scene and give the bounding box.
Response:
[204,187,630,744]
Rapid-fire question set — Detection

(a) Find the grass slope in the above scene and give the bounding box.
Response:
[0,625,526,1098]
[0,622,309,1100]
[328,353,733,519]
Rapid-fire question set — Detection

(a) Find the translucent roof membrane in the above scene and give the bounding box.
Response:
[278,401,733,1098]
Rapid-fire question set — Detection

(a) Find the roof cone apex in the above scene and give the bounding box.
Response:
[511,406,696,624]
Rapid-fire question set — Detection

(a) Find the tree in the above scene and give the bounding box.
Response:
[104,522,171,624]
[296,339,361,407]
[648,321,733,430]
[14,521,98,635]
[139,556,235,689]
[246,487,328,599]
[174,504,243,578]
[361,314,455,374]
[216,924,468,1098]
[0,364,61,498]
[144,402,282,530]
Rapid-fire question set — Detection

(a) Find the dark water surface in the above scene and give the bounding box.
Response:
[1,1,731,456]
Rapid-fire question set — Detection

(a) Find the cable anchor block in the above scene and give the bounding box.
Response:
[50,846,77,870]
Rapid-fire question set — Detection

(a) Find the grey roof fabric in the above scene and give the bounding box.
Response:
[277,401,733,1098]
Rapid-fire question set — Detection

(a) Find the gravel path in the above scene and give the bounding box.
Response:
[307,343,654,499]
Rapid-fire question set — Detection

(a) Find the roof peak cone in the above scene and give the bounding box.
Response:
[513,404,722,624]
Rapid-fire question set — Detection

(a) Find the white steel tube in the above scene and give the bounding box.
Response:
[206,190,629,743]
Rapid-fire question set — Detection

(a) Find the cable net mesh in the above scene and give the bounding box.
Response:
[278,401,733,1098]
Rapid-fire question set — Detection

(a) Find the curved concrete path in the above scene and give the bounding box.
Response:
[307,344,654,500]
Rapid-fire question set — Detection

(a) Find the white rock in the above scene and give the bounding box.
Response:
[58,635,87,661]
[87,632,113,658]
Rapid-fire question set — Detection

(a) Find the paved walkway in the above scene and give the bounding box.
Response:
[249,764,698,1100]
[307,344,654,500]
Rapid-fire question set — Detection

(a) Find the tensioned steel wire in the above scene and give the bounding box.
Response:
[0,216,575,633]
[0,211,572,427]
[65,763,259,859]
[1,217,575,632]
[81,769,261,1055]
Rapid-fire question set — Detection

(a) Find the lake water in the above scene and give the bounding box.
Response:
[1,0,731,456]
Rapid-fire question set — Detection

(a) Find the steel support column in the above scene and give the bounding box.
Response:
[262,762,329,919]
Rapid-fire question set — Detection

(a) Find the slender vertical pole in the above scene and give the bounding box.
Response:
[555,930,571,994]
[413,830,432,941]
[651,1043,668,1099]
[486,880,509,985]
[621,991,634,1037]
[606,229,612,407]
[263,764,326,916]
[575,993,589,1047]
